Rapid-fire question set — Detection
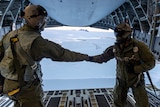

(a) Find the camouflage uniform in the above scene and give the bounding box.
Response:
[89,23,155,107]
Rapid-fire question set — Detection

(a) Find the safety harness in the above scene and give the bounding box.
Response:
[113,40,142,86]
[8,33,42,97]
[114,40,157,96]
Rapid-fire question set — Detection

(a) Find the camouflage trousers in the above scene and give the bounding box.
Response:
[113,79,149,107]
[3,79,44,107]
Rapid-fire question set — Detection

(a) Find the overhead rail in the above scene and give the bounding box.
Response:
[0,0,14,29]
[150,0,160,60]
[0,0,29,37]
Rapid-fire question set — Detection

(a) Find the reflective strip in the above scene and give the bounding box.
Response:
[8,88,20,96]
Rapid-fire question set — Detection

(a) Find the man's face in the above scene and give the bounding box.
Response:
[114,28,128,44]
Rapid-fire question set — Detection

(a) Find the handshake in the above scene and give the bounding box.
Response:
[87,56,93,61]
[85,56,104,63]
[84,45,114,63]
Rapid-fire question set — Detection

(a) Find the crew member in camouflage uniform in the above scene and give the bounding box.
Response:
[0,5,89,107]
[87,23,155,107]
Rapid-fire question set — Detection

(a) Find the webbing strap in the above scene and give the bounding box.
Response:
[7,33,39,97]
[10,34,41,83]
[10,34,26,88]
[10,35,35,67]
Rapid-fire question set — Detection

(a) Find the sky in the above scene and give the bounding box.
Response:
[40,26,160,91]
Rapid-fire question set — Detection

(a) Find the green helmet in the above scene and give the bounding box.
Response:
[114,23,132,43]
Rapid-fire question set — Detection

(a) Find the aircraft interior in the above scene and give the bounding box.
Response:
[0,0,160,107]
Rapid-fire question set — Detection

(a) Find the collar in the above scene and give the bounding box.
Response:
[19,24,41,34]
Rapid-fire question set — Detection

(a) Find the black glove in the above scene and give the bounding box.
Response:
[86,56,94,61]
[126,63,135,73]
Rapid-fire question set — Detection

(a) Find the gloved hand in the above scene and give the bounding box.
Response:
[86,56,93,61]
[126,63,135,73]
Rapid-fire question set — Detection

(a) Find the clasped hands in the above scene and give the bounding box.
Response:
[86,56,103,63]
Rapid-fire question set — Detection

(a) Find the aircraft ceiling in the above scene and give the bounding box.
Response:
[29,0,125,26]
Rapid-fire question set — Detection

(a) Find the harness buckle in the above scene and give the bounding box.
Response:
[31,63,37,70]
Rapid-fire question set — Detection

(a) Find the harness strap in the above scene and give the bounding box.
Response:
[8,32,42,97]
[10,33,42,82]
[10,34,25,88]
[114,41,142,87]
[15,40,42,82]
